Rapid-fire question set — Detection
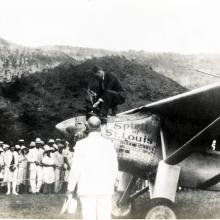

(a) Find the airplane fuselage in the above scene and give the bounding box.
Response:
[56,113,220,191]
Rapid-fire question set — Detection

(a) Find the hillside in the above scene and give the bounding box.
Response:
[40,45,116,60]
[0,37,119,83]
[123,51,220,89]
[0,37,79,82]
[1,36,220,89]
[37,46,220,89]
[39,46,220,89]
[0,56,187,143]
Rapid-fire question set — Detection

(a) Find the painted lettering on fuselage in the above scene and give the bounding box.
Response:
[101,115,160,170]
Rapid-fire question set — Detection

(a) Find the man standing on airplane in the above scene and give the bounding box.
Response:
[91,65,126,120]
[67,116,118,219]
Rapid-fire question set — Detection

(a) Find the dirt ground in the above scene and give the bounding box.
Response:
[0,189,219,219]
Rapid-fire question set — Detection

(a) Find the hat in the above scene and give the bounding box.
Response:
[0,141,4,145]
[48,139,55,144]
[35,138,42,144]
[55,138,61,142]
[19,139,25,143]
[29,142,36,147]
[21,146,27,151]
[44,145,51,152]
[15,145,21,149]
[3,144,9,149]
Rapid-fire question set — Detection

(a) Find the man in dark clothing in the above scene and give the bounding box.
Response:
[92,66,126,118]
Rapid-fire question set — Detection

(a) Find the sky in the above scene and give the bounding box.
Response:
[0,0,220,54]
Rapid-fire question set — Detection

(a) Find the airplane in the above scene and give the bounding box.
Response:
[55,81,220,219]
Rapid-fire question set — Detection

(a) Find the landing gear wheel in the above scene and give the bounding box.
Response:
[144,198,178,219]
[111,192,133,219]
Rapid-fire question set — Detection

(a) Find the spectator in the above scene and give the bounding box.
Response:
[48,139,56,149]
[4,145,19,195]
[17,146,29,194]
[15,145,21,154]
[42,146,55,194]
[67,116,118,219]
[54,144,64,193]
[35,138,44,193]
[26,141,42,194]
[62,142,74,193]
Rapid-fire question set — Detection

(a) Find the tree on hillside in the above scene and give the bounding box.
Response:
[0,56,187,142]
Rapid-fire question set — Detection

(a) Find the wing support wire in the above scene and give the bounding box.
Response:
[160,126,167,160]
[165,116,220,165]
[197,173,220,190]
[118,176,138,206]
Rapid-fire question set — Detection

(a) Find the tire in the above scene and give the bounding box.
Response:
[111,192,133,219]
[143,198,178,219]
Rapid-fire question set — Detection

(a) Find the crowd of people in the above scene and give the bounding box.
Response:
[0,138,75,195]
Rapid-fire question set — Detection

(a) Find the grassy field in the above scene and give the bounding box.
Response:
[133,189,220,219]
[0,189,219,219]
[176,189,220,219]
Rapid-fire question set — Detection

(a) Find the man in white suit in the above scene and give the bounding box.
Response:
[67,116,118,220]
[27,141,43,194]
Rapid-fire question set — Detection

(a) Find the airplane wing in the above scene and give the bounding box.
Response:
[122,82,220,126]
[120,82,220,158]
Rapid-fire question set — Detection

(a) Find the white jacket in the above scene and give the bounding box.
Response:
[54,151,64,168]
[27,148,38,163]
[27,148,44,164]
[68,131,118,196]
[3,150,19,168]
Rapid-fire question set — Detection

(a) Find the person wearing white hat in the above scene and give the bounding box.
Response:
[48,139,54,143]
[67,116,118,220]
[35,138,41,144]
[3,144,9,151]
[35,138,44,148]
[48,139,55,146]
[18,139,26,149]
[60,141,68,193]
[26,141,43,194]
[42,146,55,194]
[48,139,57,152]
[35,138,44,193]
[3,145,19,195]
[62,142,74,193]
[15,145,21,154]
[53,144,64,193]
[55,138,61,145]
[17,146,29,193]
[16,144,22,192]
